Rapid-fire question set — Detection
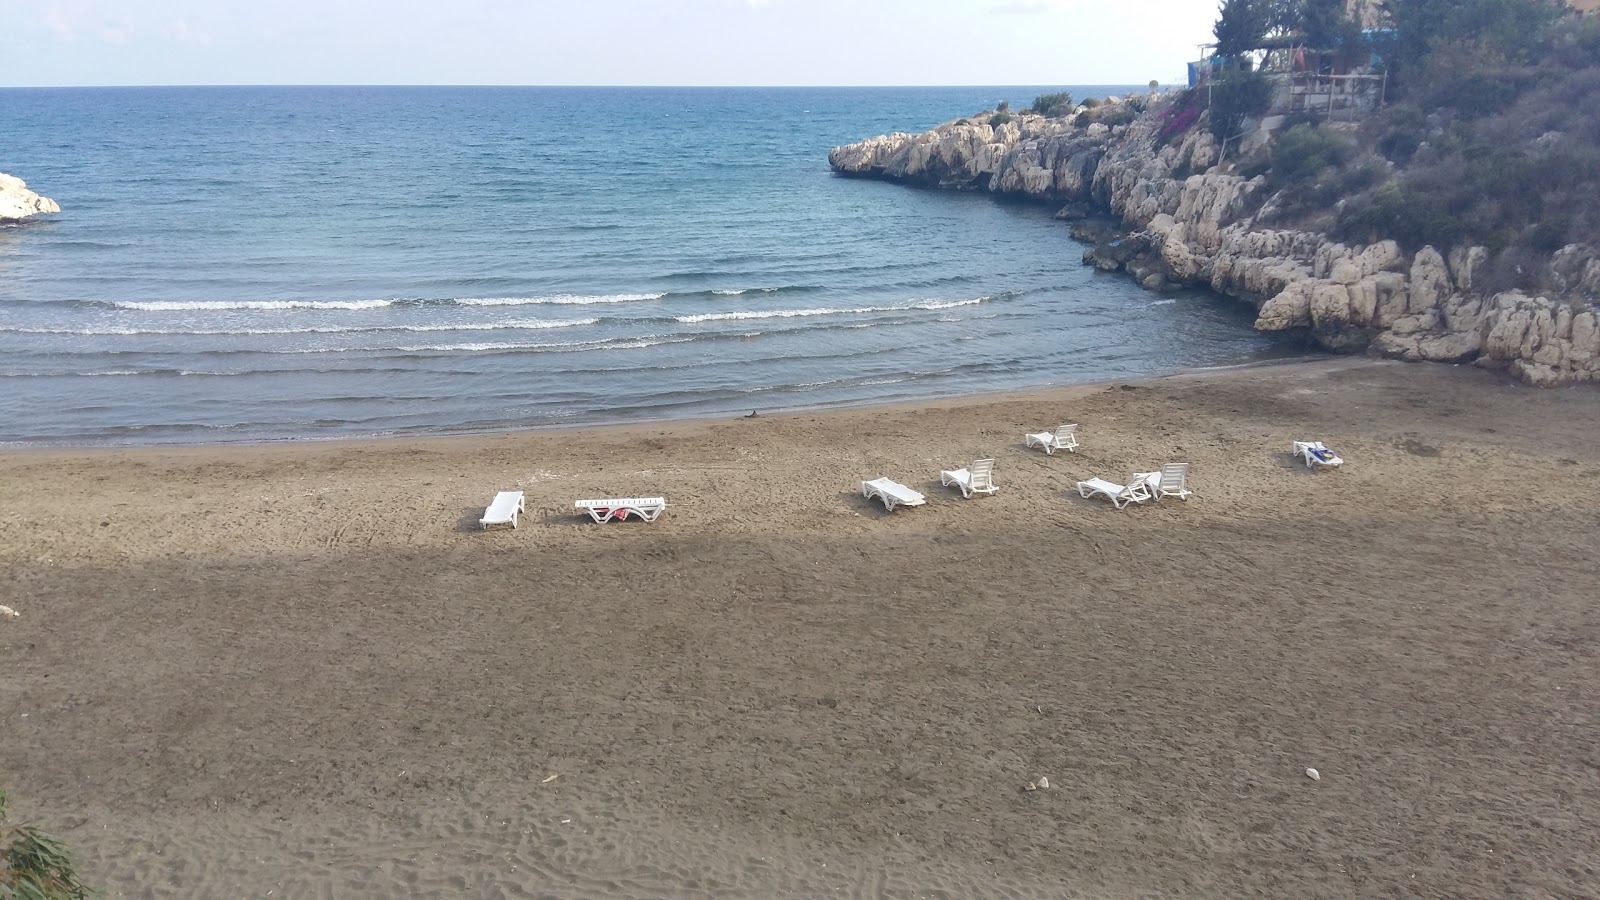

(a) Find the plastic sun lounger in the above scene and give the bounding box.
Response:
[1076,475,1152,509]
[862,477,926,512]
[574,497,667,523]
[939,458,997,498]
[480,490,525,529]
[1024,423,1079,455]
[1293,441,1344,469]
[1131,462,1193,501]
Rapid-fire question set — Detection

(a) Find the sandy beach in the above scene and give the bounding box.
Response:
[3,357,1598,899]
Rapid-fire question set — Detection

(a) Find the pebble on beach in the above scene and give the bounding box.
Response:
[1306,767,1321,781]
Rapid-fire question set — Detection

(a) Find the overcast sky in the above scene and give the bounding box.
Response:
[4,0,1218,87]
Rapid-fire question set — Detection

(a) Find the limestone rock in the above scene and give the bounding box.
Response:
[0,173,60,221]
[1370,271,1411,327]
[1408,247,1453,314]
[1448,246,1488,294]
[826,99,1600,384]
[1374,328,1483,363]
[1256,282,1313,331]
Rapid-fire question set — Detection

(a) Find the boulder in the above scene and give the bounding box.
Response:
[1408,247,1452,314]
[1256,282,1313,330]
[0,173,60,221]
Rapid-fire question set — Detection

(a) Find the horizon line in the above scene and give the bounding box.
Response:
[1,81,1173,91]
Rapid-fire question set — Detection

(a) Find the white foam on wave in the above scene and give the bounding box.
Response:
[103,294,665,312]
[457,293,664,307]
[711,289,747,296]
[111,299,395,311]
[675,296,987,324]
[678,307,842,324]
[0,318,601,337]
[382,335,694,354]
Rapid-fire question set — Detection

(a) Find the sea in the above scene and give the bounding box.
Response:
[0,86,1304,446]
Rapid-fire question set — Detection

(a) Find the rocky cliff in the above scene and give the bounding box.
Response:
[0,173,61,222]
[829,101,1600,385]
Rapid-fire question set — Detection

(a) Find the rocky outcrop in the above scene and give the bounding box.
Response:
[0,173,61,222]
[829,100,1600,384]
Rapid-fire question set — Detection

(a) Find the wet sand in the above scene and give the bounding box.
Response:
[2,358,1598,898]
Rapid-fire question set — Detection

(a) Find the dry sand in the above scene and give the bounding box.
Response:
[2,358,1598,899]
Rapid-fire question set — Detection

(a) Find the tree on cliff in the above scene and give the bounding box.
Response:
[1214,0,1273,57]
[1377,0,1569,91]
[1302,0,1363,48]
[0,785,91,900]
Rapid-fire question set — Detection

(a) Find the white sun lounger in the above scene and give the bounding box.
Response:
[1293,441,1343,468]
[575,497,667,523]
[1132,462,1193,501]
[1076,475,1152,509]
[939,458,997,498]
[862,477,926,512]
[1024,423,1079,455]
[480,490,525,529]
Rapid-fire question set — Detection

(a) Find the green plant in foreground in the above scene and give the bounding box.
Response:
[0,786,92,900]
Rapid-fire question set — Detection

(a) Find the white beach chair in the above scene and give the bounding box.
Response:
[1139,462,1192,500]
[479,490,525,530]
[1076,475,1152,509]
[574,497,667,523]
[861,477,926,512]
[939,458,997,498]
[1293,441,1343,469]
[1024,423,1079,455]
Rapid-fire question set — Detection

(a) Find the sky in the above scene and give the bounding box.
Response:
[2,0,1218,88]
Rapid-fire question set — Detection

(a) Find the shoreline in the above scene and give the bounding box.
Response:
[0,351,1331,456]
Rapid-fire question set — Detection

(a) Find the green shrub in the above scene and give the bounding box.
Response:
[1081,97,1100,109]
[1271,124,1353,182]
[1338,180,1467,251]
[1238,158,1272,180]
[1027,92,1075,117]
[1376,103,1430,164]
[996,100,1011,113]
[988,112,1012,127]
[1208,70,1273,143]
[1527,217,1571,253]
[1380,0,1567,96]
[1,785,92,900]
[1098,105,1137,127]
[1262,153,1387,225]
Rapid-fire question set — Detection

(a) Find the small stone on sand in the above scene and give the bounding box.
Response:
[1306,767,1320,781]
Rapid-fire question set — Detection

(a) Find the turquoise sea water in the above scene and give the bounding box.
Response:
[0,86,1302,445]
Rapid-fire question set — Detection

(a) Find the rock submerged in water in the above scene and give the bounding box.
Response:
[0,173,61,222]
